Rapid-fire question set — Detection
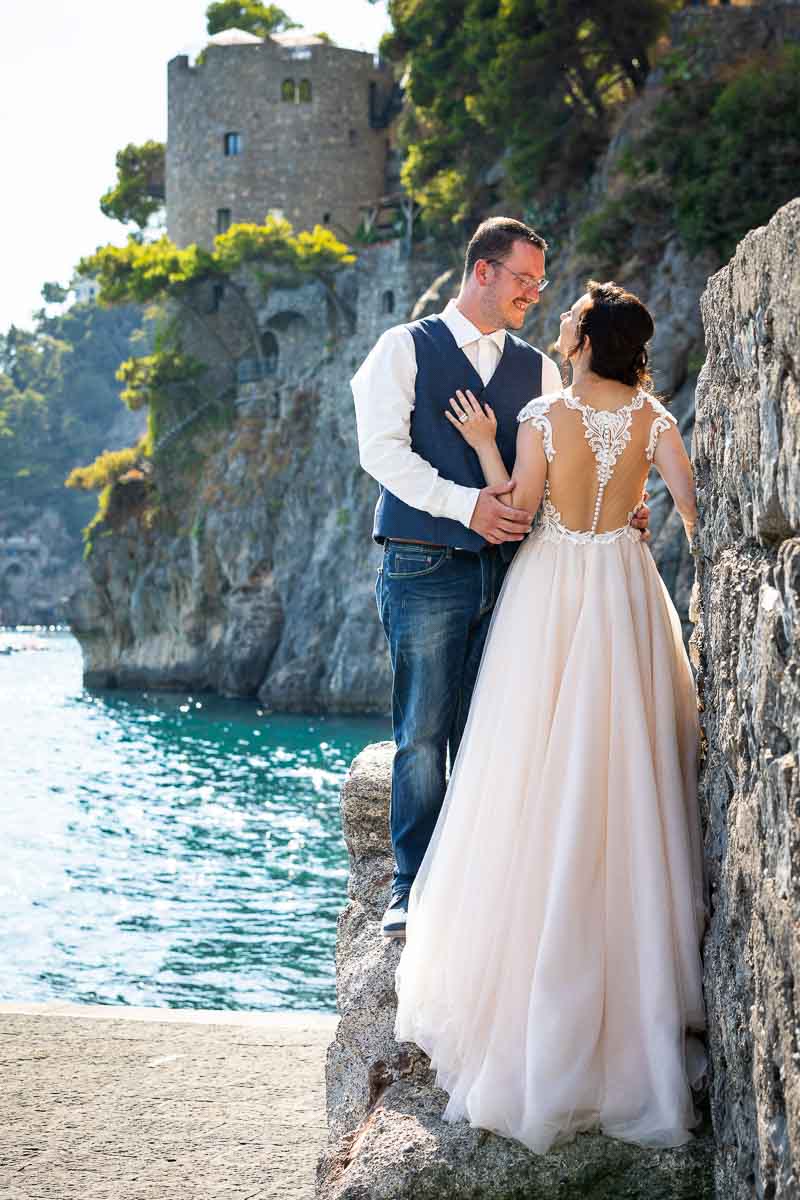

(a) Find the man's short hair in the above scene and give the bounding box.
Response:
[464,217,548,278]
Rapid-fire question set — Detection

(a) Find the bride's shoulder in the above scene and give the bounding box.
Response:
[516,389,565,424]
[641,392,676,423]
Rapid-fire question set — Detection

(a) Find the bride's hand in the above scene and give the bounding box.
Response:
[444,389,497,448]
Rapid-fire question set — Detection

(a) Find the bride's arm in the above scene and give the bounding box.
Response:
[444,388,547,511]
[509,421,548,514]
[652,425,697,541]
[444,389,511,489]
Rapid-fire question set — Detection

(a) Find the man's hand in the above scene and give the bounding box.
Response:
[630,490,651,542]
[470,483,534,544]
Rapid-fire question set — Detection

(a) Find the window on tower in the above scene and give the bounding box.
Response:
[299,79,312,102]
[382,290,395,315]
[217,208,232,234]
[282,78,296,102]
[224,132,242,156]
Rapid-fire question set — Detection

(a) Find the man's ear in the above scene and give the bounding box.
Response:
[474,259,492,288]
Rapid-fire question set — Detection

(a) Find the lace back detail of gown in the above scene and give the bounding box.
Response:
[563,389,644,533]
[516,389,677,546]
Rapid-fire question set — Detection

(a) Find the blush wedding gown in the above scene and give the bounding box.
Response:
[394,388,707,1153]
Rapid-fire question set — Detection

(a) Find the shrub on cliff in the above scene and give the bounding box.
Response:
[72,216,356,548]
[579,45,800,264]
[666,46,800,258]
[65,438,152,553]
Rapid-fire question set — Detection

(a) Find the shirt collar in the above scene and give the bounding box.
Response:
[441,299,506,352]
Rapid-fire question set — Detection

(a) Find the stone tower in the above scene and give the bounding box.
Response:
[166,28,397,249]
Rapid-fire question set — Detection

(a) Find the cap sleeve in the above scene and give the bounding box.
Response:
[645,397,678,463]
[517,395,557,463]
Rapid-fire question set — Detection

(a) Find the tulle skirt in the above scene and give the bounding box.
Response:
[394,525,707,1153]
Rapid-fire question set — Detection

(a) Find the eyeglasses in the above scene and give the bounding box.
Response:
[487,260,549,293]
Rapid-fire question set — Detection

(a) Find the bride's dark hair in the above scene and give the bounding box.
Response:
[570,280,654,389]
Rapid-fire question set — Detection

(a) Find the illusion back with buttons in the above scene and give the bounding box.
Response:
[518,389,676,540]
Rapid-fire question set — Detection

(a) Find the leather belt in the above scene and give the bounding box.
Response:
[384,538,485,557]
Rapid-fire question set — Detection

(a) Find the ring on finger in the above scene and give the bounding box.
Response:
[458,413,469,423]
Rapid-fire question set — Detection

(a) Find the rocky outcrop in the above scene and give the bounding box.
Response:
[691,197,800,1200]
[70,242,441,711]
[316,743,714,1200]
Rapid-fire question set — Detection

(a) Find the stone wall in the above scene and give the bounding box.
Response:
[692,197,800,1199]
[167,39,393,249]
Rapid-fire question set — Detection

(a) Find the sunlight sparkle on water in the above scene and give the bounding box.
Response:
[0,632,388,1012]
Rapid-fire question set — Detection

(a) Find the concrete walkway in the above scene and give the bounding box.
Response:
[0,1002,337,1200]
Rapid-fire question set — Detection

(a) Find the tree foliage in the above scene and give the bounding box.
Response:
[380,0,676,235]
[579,44,800,263]
[0,304,145,539]
[205,0,299,37]
[648,45,800,258]
[41,281,69,305]
[78,217,355,310]
[65,443,147,492]
[100,140,166,231]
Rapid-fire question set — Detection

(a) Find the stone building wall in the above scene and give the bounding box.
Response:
[692,197,800,1199]
[166,38,394,249]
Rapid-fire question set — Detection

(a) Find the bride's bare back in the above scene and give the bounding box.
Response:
[517,387,694,540]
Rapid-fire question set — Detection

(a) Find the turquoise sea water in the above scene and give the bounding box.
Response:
[0,632,389,1012]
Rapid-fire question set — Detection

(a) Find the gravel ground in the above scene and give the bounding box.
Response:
[0,1002,337,1200]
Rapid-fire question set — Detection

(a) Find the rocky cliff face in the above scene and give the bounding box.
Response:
[70,243,441,711]
[315,743,714,1199]
[692,198,800,1200]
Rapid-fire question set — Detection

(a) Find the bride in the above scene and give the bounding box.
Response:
[393,280,708,1153]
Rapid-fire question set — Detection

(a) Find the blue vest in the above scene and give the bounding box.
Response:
[373,316,544,551]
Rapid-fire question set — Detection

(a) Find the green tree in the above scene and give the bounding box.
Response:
[581,44,800,263]
[41,281,69,304]
[100,140,166,231]
[74,217,355,502]
[0,303,144,540]
[667,46,800,258]
[205,1,299,36]
[380,0,675,235]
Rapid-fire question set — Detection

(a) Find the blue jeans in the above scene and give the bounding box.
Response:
[376,540,513,901]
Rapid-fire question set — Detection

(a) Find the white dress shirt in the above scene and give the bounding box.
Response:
[352,299,562,530]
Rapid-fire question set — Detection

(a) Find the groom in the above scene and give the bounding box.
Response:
[352,217,645,939]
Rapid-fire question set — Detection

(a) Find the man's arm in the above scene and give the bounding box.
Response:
[352,326,480,529]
